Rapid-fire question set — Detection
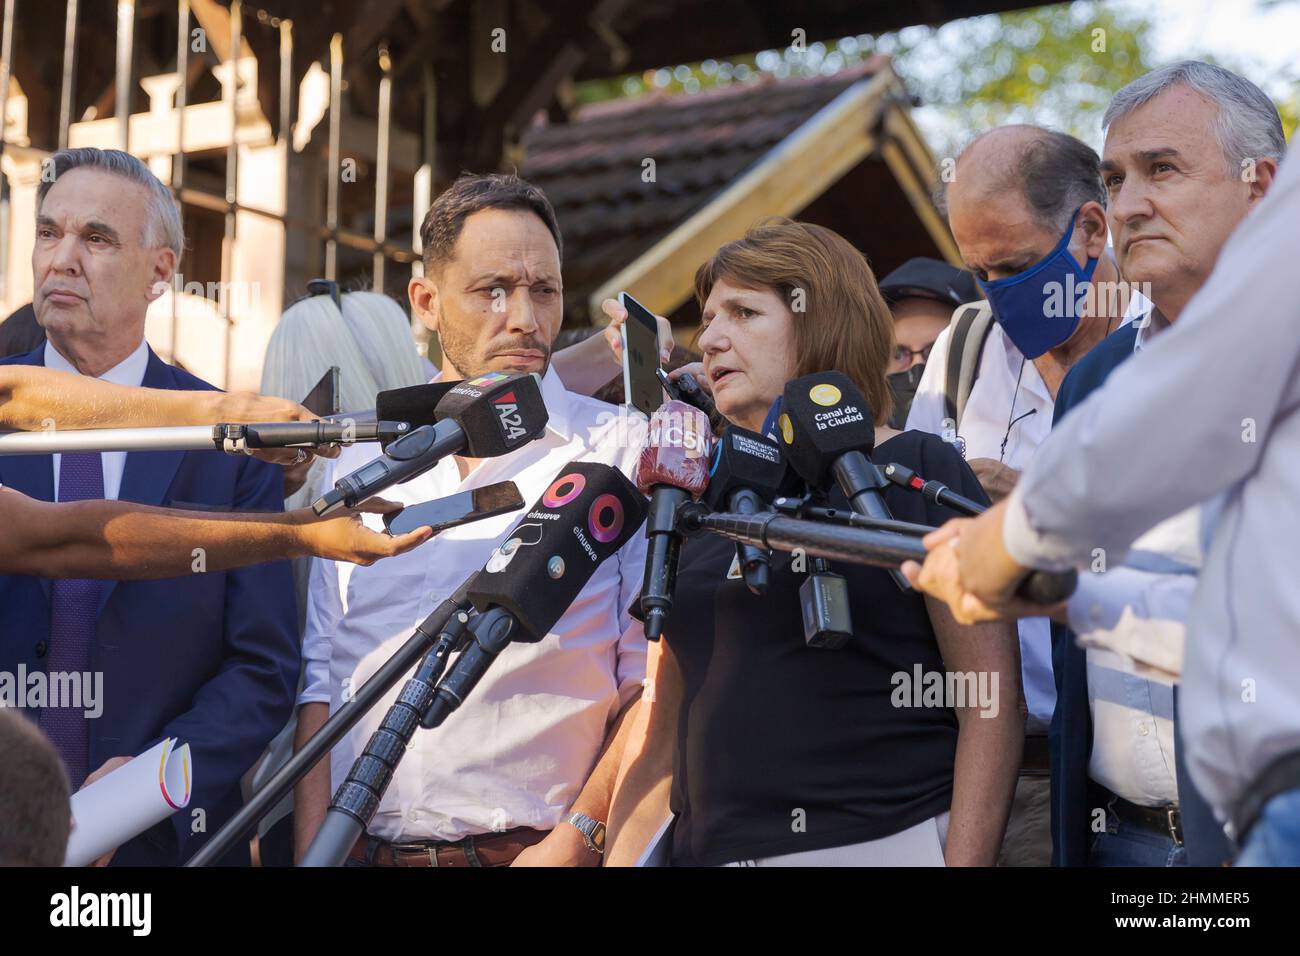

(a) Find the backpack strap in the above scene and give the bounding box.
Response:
[943,301,995,427]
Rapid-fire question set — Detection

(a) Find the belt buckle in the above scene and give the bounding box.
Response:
[389,839,436,853]
[388,839,438,866]
[1166,806,1184,847]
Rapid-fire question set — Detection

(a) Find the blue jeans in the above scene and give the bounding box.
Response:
[1235,787,1300,867]
[1088,808,1188,867]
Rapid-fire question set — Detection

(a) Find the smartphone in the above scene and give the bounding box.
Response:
[619,292,663,417]
[383,481,526,536]
[301,366,341,417]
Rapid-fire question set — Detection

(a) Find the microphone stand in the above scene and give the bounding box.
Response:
[299,607,482,867]
[685,507,1077,606]
[299,606,527,867]
[186,588,473,867]
[771,496,935,536]
[0,420,410,456]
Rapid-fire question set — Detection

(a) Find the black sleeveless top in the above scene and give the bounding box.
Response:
[666,429,990,865]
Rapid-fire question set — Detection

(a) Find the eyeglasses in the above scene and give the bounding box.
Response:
[889,342,933,372]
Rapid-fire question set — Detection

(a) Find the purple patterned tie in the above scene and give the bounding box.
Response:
[38,451,106,789]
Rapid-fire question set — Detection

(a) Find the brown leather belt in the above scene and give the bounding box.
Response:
[348,827,550,867]
[1090,781,1183,846]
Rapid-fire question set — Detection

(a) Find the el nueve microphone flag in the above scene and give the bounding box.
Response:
[467,461,648,642]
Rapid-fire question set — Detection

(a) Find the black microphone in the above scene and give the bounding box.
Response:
[702,426,787,595]
[634,401,715,641]
[220,420,410,451]
[882,462,987,517]
[313,371,548,516]
[423,461,648,727]
[657,367,716,418]
[373,381,463,430]
[778,371,911,590]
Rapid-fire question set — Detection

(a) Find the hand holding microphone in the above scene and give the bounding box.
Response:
[635,400,715,640]
[902,497,1075,623]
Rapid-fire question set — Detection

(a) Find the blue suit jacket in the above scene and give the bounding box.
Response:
[1047,323,1138,866]
[0,345,299,866]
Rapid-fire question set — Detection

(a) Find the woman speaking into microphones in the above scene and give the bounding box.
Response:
[603,220,1023,867]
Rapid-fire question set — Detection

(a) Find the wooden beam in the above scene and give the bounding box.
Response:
[68,98,272,152]
[880,105,961,266]
[469,0,628,165]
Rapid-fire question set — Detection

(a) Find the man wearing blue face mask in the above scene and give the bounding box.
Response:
[906,125,1145,867]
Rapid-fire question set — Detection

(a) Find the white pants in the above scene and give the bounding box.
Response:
[637,813,949,867]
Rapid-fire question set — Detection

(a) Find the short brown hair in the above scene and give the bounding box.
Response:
[694,219,894,425]
[419,173,562,273]
[0,711,71,866]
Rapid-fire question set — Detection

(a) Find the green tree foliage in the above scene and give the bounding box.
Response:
[574,1,1297,156]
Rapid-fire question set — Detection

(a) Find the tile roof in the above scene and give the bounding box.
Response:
[521,57,891,324]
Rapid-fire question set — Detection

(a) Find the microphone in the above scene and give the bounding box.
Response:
[778,371,911,590]
[882,462,987,517]
[424,461,648,727]
[0,420,410,457]
[702,426,787,595]
[657,367,716,418]
[373,381,463,430]
[313,371,548,516]
[634,400,715,641]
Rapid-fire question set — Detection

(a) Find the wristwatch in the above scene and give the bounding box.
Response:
[565,811,607,855]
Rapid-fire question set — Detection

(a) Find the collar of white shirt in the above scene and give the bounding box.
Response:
[44,336,150,387]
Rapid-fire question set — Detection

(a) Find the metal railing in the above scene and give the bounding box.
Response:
[0,0,430,386]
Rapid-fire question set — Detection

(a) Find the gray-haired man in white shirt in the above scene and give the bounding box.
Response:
[294,173,649,867]
[903,125,1300,868]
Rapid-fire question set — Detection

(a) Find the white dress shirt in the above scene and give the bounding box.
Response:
[1069,314,1194,807]
[45,337,150,500]
[1003,152,1300,821]
[299,367,649,842]
[906,317,1061,731]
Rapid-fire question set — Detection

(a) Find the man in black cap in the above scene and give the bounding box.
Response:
[879,257,979,428]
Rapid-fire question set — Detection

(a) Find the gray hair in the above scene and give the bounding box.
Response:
[1103,60,1287,174]
[939,126,1105,235]
[36,148,184,257]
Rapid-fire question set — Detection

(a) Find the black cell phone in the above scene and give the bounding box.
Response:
[382,481,526,536]
[301,366,341,417]
[619,292,663,417]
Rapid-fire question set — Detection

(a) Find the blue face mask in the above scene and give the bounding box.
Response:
[977,209,1099,359]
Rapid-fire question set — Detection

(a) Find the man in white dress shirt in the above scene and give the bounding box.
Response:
[294,174,648,867]
[903,112,1300,868]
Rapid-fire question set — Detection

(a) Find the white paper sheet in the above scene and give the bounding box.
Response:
[64,737,192,866]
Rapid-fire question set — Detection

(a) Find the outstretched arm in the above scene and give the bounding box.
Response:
[0,487,431,579]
